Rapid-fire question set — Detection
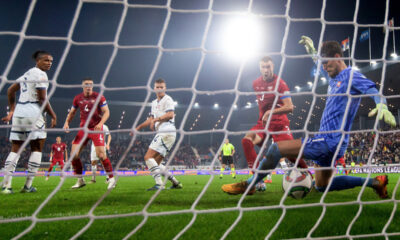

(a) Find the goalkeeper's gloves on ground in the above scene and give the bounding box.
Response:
[368,103,397,127]
[299,35,317,55]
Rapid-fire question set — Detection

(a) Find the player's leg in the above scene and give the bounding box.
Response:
[155,154,182,189]
[144,148,164,190]
[21,138,45,193]
[70,140,87,189]
[46,160,57,180]
[95,145,115,190]
[220,162,226,179]
[1,141,23,194]
[242,124,264,170]
[230,162,236,179]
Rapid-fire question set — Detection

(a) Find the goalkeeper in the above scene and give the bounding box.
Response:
[222,38,396,198]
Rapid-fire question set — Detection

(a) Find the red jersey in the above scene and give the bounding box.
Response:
[72,92,107,129]
[253,74,290,126]
[52,143,66,159]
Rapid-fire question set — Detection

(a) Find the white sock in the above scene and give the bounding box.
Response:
[92,165,97,179]
[159,164,179,185]
[266,173,272,180]
[25,152,42,188]
[280,161,288,169]
[146,158,162,185]
[3,152,20,189]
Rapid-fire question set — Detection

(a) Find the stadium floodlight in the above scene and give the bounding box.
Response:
[194,102,199,107]
[321,77,327,82]
[221,15,263,59]
[295,86,301,91]
[391,52,398,58]
[233,104,238,109]
[307,81,313,87]
[174,101,178,106]
[213,103,219,108]
[352,66,360,71]
[370,60,377,66]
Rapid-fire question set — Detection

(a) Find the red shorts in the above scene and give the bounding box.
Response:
[250,121,293,147]
[52,158,64,165]
[72,130,105,147]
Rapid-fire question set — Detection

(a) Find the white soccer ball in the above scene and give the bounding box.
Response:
[282,169,313,199]
[255,182,266,192]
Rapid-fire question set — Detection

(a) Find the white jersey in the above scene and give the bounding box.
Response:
[13,67,49,118]
[151,94,176,132]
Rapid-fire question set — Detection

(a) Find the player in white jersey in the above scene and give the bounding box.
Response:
[1,50,57,194]
[90,124,111,183]
[135,78,182,190]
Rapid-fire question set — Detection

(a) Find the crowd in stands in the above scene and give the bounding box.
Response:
[1,128,399,171]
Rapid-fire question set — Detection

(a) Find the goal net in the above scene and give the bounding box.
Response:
[0,0,399,239]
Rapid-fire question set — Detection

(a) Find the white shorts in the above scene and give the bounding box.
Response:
[149,133,176,157]
[10,116,46,141]
[91,146,106,161]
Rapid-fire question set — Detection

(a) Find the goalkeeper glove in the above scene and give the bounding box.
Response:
[299,35,317,55]
[368,103,397,127]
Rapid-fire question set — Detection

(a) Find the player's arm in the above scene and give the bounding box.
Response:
[37,88,57,128]
[106,132,112,151]
[94,105,110,131]
[136,116,153,131]
[63,106,77,131]
[153,111,174,124]
[262,97,294,122]
[64,148,68,162]
[299,36,330,80]
[1,83,19,122]
[231,145,235,156]
[50,149,53,161]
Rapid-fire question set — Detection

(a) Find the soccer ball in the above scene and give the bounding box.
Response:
[255,182,266,192]
[282,169,313,199]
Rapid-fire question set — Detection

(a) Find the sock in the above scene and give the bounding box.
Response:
[159,164,179,185]
[242,138,258,169]
[288,157,308,169]
[266,173,272,180]
[102,158,114,178]
[280,161,288,169]
[146,158,162,185]
[315,176,373,192]
[92,164,97,179]
[231,167,236,178]
[47,163,55,175]
[3,152,20,189]
[220,167,225,177]
[25,152,42,188]
[72,158,83,175]
[247,143,282,186]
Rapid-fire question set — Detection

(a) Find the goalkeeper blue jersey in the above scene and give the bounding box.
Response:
[317,67,376,153]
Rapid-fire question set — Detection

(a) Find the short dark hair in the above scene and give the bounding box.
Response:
[155,78,165,84]
[32,50,51,60]
[260,56,274,63]
[82,77,93,82]
[321,41,343,57]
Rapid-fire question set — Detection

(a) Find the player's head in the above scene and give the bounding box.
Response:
[82,78,94,96]
[56,136,61,143]
[154,78,166,98]
[225,139,229,144]
[321,41,346,78]
[259,56,274,81]
[32,50,53,72]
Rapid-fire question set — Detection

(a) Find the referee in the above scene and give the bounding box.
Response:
[219,139,236,179]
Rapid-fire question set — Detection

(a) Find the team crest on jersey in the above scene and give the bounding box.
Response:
[268,86,273,91]
[336,81,342,87]
[57,147,60,151]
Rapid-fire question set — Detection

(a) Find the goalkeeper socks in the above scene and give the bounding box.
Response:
[321,176,373,192]
[146,158,163,185]
[25,152,42,188]
[220,167,225,177]
[72,158,83,175]
[231,167,235,178]
[247,143,282,186]
[3,152,20,189]
[242,138,258,169]
[102,158,114,178]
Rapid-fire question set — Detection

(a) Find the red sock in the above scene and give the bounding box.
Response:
[60,163,65,171]
[102,158,114,178]
[242,138,258,169]
[288,157,309,168]
[48,163,55,174]
[72,158,83,175]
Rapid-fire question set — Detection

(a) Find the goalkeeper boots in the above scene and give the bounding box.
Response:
[147,184,164,191]
[373,175,389,199]
[1,187,13,194]
[169,182,183,189]
[20,186,37,193]
[221,181,256,195]
[107,177,116,190]
[71,178,86,189]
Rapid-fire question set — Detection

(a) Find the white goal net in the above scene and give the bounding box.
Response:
[1,0,399,239]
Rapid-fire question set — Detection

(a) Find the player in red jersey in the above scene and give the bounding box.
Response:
[335,156,348,175]
[241,56,309,180]
[63,78,115,190]
[46,136,68,180]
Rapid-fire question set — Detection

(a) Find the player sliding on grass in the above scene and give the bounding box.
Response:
[1,50,57,194]
[63,78,116,190]
[222,38,395,198]
[135,78,182,191]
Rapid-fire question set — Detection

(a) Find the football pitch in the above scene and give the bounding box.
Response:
[1,174,399,240]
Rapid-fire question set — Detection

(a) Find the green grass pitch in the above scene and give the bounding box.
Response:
[1,174,399,239]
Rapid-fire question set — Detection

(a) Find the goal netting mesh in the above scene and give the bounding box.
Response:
[1,0,400,239]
